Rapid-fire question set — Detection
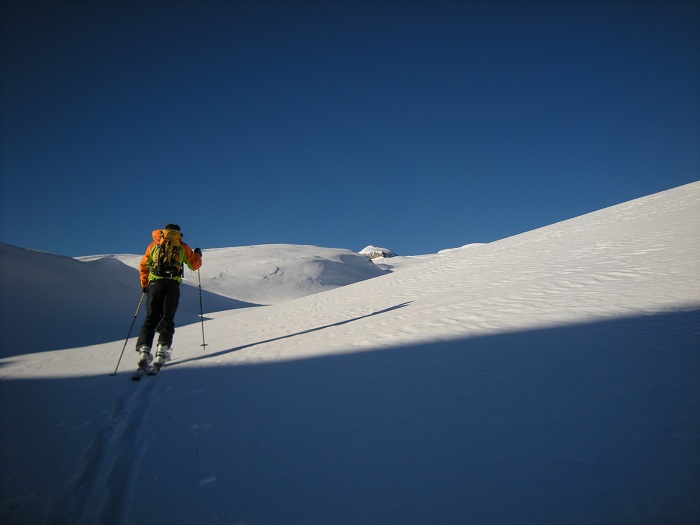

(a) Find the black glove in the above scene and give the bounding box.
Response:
[194,247,202,256]
[142,287,149,294]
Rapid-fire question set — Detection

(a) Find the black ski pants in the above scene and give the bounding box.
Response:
[136,279,180,350]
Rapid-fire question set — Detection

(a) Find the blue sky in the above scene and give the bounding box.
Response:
[1,1,698,257]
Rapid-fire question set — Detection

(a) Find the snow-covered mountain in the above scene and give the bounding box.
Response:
[105,244,388,306]
[1,182,699,525]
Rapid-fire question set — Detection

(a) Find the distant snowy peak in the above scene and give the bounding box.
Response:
[360,246,397,259]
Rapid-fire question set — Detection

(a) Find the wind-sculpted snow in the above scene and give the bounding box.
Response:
[0,182,699,524]
[167,244,387,305]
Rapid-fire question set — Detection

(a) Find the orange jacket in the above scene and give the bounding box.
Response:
[139,229,202,288]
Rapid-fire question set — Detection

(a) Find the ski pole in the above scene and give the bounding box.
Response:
[198,268,207,349]
[110,293,146,376]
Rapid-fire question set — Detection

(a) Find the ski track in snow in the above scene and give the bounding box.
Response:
[51,376,160,525]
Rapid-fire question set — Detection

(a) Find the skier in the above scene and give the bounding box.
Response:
[135,224,202,370]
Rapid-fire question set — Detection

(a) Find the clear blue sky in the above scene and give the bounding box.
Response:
[1,1,698,257]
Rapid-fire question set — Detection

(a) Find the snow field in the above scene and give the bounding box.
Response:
[1,181,699,524]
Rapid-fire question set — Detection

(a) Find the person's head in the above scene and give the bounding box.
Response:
[164,223,181,231]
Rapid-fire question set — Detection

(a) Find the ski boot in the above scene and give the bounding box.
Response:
[153,344,171,370]
[136,346,152,368]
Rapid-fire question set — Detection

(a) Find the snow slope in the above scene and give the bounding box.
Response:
[1,182,699,524]
[0,244,384,356]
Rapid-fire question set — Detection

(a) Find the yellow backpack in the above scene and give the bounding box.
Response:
[152,229,183,278]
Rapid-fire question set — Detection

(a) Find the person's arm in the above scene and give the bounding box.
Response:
[181,243,202,271]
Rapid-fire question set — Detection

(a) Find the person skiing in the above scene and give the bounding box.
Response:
[135,224,202,370]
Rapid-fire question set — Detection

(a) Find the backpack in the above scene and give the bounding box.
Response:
[152,229,183,278]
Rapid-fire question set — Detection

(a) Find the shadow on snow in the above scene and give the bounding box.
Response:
[0,286,257,358]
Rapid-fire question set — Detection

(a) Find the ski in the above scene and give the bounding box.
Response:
[131,366,148,381]
[147,364,162,375]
